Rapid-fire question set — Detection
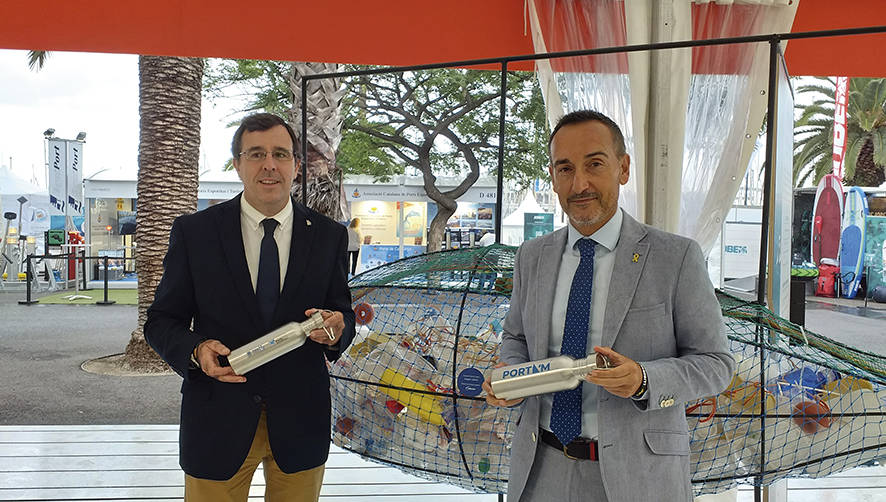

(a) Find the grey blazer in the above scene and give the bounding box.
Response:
[501,212,735,502]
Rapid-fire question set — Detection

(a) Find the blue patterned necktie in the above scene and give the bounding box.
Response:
[256,218,280,329]
[550,238,596,445]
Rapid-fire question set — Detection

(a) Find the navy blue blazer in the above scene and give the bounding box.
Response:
[145,194,355,480]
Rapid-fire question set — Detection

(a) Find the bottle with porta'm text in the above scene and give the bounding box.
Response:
[489,353,611,400]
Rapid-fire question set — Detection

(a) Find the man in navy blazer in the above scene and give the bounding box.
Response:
[145,113,355,502]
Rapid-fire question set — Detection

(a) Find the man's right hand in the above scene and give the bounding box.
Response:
[195,340,246,383]
[482,362,524,408]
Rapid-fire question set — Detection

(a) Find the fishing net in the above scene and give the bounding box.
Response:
[690,291,886,495]
[328,244,886,495]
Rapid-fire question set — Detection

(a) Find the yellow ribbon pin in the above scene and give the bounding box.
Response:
[632,253,640,263]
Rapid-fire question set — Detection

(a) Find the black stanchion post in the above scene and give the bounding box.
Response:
[18,253,38,305]
[96,255,115,305]
[81,251,88,290]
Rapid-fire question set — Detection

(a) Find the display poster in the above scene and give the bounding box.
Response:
[524,213,554,241]
[441,202,495,229]
[865,216,886,293]
[351,201,398,245]
[360,244,424,270]
[25,205,50,235]
[351,200,428,246]
[396,201,427,239]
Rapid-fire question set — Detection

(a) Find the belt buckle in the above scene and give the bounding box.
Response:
[562,444,580,460]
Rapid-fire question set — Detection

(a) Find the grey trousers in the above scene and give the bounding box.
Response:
[518,441,609,502]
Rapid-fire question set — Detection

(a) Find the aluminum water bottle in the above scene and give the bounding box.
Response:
[489,353,611,400]
[225,312,327,375]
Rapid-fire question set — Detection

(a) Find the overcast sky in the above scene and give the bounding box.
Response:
[0,49,246,187]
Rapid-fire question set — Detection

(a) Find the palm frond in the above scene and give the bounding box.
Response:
[27,50,49,71]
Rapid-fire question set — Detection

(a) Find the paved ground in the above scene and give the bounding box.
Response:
[0,288,883,426]
[0,291,180,425]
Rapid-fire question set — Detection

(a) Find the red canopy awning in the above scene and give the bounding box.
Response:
[1,0,884,76]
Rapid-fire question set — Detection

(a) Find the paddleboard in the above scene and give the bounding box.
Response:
[839,187,868,298]
[811,174,843,265]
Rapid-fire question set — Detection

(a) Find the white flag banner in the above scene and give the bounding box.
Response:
[66,141,84,215]
[47,139,67,214]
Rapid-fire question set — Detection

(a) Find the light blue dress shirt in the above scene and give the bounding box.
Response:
[540,208,623,440]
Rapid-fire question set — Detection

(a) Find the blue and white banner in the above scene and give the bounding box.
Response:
[47,139,66,214]
[66,141,84,215]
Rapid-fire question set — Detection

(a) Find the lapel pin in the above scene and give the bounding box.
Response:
[632,252,640,263]
[306,219,312,226]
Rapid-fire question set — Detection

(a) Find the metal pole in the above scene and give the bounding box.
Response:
[302,26,886,82]
[756,36,780,306]
[753,35,781,502]
[18,254,38,305]
[494,61,507,244]
[81,249,87,291]
[96,255,115,305]
[301,77,309,205]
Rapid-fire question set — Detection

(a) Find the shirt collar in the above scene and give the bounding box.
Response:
[240,195,293,231]
[566,208,622,253]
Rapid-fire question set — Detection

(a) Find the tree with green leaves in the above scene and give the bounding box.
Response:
[204,62,550,247]
[340,68,547,251]
[204,59,346,219]
[794,77,886,187]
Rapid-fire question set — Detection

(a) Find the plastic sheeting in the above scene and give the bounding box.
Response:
[528,0,797,254]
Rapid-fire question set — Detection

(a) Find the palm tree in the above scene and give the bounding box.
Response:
[124,56,204,371]
[286,62,346,220]
[28,52,202,371]
[794,77,886,187]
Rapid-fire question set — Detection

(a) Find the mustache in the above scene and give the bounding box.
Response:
[567,191,600,203]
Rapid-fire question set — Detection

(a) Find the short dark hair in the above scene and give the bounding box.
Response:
[231,113,301,160]
[548,109,626,157]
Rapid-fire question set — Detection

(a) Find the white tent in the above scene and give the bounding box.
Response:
[501,190,549,245]
[0,166,43,197]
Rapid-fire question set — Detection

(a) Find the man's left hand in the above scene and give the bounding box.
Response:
[585,346,643,398]
[305,308,344,346]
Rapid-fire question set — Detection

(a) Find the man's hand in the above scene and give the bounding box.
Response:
[482,362,524,408]
[196,340,246,383]
[305,308,344,346]
[585,346,643,398]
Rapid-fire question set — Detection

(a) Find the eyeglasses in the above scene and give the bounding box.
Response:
[238,149,294,162]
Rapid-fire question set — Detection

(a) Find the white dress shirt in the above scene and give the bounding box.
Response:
[540,208,623,440]
[239,196,293,293]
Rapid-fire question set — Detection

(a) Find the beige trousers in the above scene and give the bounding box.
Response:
[184,411,325,502]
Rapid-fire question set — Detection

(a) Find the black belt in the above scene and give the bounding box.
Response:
[539,428,598,461]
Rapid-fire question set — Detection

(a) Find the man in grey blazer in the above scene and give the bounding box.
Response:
[483,110,735,502]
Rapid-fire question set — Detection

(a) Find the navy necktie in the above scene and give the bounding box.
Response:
[256,218,280,329]
[550,238,596,445]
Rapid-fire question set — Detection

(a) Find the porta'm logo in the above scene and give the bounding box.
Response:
[502,361,551,379]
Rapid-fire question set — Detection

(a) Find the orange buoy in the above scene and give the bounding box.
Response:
[354,302,374,325]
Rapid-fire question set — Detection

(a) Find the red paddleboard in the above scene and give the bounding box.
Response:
[811,174,843,265]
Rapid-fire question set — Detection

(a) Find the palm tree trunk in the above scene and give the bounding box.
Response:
[286,62,346,220]
[848,138,886,187]
[124,56,204,371]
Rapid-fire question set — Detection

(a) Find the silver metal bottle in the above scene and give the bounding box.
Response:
[227,312,327,375]
[489,353,611,400]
